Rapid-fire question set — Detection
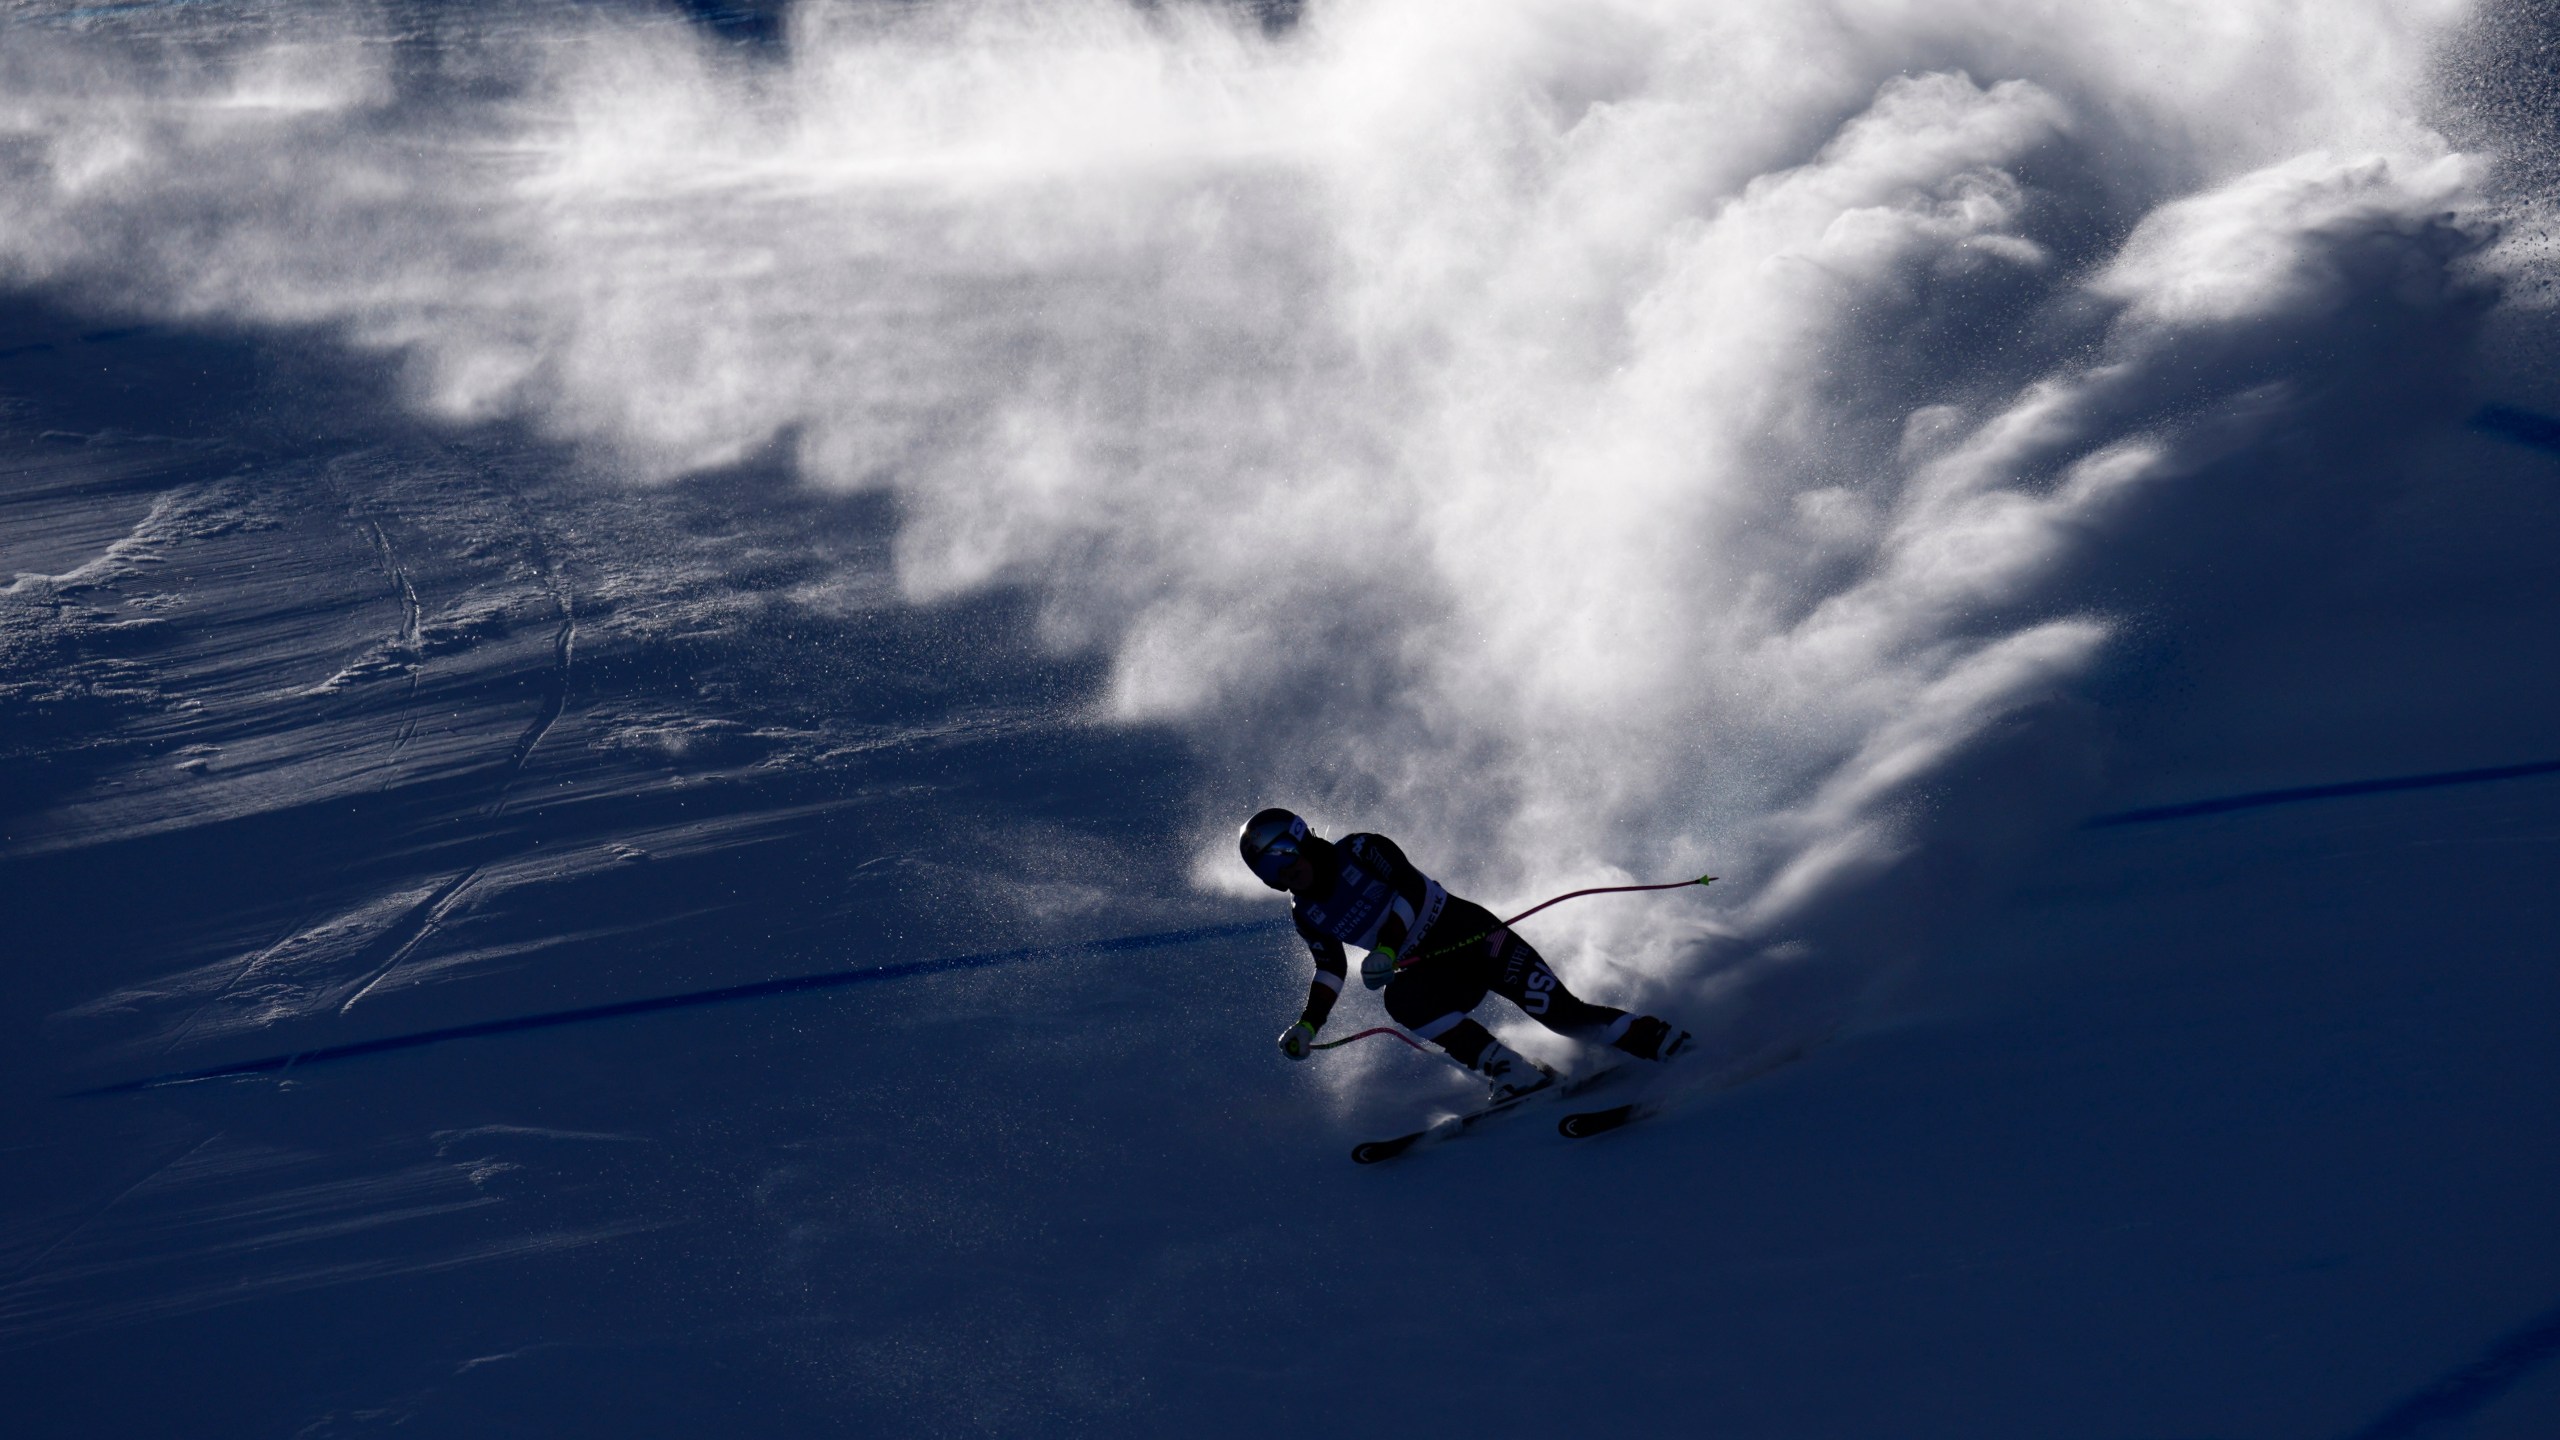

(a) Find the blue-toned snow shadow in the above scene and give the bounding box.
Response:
[673,0,785,45]
[74,918,1291,1096]
[2085,759,2560,827]
[2339,1299,2560,1439]
[2469,402,2560,458]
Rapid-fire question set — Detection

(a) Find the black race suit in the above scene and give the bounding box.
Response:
[1287,833,1639,1069]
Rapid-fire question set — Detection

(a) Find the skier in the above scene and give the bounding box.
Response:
[1239,808,1692,1101]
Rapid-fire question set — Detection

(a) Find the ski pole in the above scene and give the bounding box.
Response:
[1397,873,1716,971]
[1308,1026,1435,1054]
[1493,873,1717,931]
[1315,873,1719,1054]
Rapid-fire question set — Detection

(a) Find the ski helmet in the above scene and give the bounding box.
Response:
[1238,807,1311,889]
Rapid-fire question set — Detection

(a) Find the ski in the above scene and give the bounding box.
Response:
[1557,1101,1645,1139]
[1351,1061,1633,1164]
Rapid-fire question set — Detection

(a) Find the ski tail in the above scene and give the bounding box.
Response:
[1352,1133,1430,1164]
[1558,1102,1644,1139]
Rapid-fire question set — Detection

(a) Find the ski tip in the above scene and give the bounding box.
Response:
[1558,1103,1641,1140]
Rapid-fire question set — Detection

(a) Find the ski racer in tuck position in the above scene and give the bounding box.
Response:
[1239,808,1692,1101]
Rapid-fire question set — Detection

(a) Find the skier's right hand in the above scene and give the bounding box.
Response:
[1278,1019,1317,1061]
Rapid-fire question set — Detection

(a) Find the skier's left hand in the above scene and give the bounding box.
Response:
[1278,1020,1317,1061]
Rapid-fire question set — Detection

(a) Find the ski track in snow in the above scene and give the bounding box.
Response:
[2340,1300,2560,1440]
[2088,757,2560,826]
[334,866,487,1017]
[0,1129,223,1295]
[484,499,576,821]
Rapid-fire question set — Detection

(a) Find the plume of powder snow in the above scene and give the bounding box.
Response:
[0,0,2502,1063]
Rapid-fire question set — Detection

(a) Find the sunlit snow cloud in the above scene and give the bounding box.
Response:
[0,0,2501,1050]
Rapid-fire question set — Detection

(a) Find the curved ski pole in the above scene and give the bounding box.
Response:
[1310,874,1719,1058]
[1309,1026,1435,1054]
[1392,873,1717,972]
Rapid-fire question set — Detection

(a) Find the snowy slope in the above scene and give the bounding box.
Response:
[5,1,2560,1436]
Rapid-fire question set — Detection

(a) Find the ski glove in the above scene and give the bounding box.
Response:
[1278,1020,1317,1061]
[1360,945,1398,991]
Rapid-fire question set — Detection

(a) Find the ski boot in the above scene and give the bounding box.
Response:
[1473,1039,1558,1103]
[1613,1014,1693,1063]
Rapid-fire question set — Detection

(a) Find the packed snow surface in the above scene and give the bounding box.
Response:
[3,1,2558,1435]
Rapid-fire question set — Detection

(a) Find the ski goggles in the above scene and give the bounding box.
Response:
[1244,831,1304,885]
